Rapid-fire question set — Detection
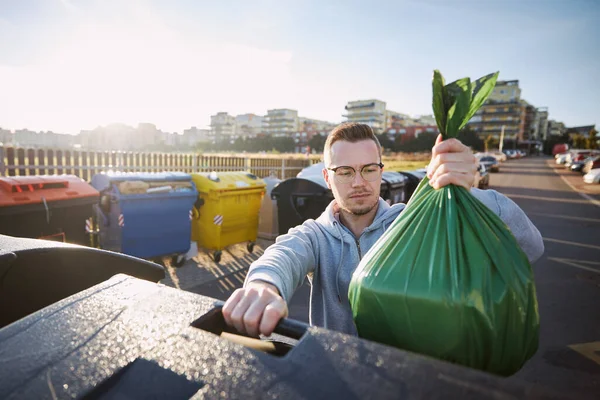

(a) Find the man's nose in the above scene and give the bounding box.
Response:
[351,171,367,186]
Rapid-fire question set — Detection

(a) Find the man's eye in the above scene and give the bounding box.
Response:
[337,169,353,176]
[364,168,377,173]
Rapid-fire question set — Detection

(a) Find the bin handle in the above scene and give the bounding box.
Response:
[213,300,309,340]
[93,204,110,227]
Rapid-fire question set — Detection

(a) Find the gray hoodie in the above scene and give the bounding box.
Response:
[245,188,544,336]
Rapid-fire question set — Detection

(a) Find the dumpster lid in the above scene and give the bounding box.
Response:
[0,176,71,193]
[297,162,325,178]
[381,171,408,185]
[0,175,99,207]
[91,172,192,192]
[192,172,266,192]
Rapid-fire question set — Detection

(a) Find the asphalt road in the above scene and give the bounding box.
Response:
[178,155,599,396]
[493,156,600,395]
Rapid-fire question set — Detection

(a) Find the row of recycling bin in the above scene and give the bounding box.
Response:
[0,166,427,263]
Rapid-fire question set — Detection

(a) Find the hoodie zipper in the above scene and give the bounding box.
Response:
[356,238,362,259]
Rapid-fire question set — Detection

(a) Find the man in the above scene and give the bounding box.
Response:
[223,123,544,337]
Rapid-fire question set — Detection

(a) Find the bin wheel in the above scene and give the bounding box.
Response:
[171,254,186,268]
[214,251,222,263]
[247,242,255,253]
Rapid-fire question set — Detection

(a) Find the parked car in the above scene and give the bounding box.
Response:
[583,168,600,184]
[491,151,507,162]
[582,156,600,175]
[555,153,569,165]
[564,150,599,168]
[474,164,490,189]
[572,155,599,173]
[552,143,569,156]
[479,156,499,172]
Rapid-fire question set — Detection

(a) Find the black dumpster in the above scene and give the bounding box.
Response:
[381,171,409,205]
[398,169,428,202]
[0,274,579,399]
[273,173,396,235]
[0,175,99,245]
[271,175,335,235]
[0,234,164,328]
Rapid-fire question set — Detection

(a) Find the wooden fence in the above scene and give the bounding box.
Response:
[0,146,322,181]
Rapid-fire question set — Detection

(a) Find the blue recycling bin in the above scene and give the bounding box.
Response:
[91,172,197,263]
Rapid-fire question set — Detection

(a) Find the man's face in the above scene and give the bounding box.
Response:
[322,140,382,216]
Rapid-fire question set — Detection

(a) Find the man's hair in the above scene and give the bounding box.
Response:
[324,122,382,165]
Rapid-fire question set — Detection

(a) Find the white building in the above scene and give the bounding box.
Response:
[182,127,211,146]
[298,117,337,133]
[235,114,264,137]
[343,99,387,133]
[547,120,566,137]
[533,107,549,140]
[210,112,236,141]
[264,109,299,137]
[0,128,13,146]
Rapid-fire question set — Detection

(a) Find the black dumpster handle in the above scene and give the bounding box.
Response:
[213,300,309,340]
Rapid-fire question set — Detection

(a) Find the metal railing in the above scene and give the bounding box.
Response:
[0,146,322,181]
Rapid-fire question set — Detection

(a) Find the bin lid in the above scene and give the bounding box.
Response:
[191,171,266,193]
[91,172,192,192]
[381,171,408,185]
[0,175,99,207]
[297,162,325,178]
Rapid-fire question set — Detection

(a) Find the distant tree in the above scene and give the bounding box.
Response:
[308,134,327,153]
[572,134,587,149]
[484,135,499,153]
[376,134,394,152]
[459,126,484,151]
[397,132,437,152]
[587,128,598,149]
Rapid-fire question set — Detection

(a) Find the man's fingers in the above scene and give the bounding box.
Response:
[222,289,244,324]
[430,171,473,190]
[229,290,258,334]
[259,299,289,337]
[243,292,277,337]
[431,137,469,159]
[427,153,473,179]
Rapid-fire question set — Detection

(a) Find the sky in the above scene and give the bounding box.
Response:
[0,0,598,135]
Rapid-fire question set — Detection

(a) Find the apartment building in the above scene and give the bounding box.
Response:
[547,120,566,137]
[210,112,236,140]
[298,117,337,134]
[467,80,525,140]
[235,114,264,137]
[264,109,299,137]
[0,128,13,145]
[343,99,387,133]
[532,107,549,140]
[182,126,211,146]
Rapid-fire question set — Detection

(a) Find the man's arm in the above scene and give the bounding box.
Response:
[471,188,545,263]
[223,222,319,337]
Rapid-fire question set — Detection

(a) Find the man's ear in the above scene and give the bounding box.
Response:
[322,168,332,189]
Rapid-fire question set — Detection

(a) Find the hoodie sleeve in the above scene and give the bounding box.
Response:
[470,188,544,263]
[244,221,319,303]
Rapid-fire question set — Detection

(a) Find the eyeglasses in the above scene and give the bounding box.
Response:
[327,163,384,184]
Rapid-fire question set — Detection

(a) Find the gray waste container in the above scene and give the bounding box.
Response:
[0,274,577,399]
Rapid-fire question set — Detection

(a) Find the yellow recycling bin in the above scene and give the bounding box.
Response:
[191,171,266,263]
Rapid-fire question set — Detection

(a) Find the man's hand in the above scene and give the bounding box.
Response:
[427,134,477,190]
[222,281,288,337]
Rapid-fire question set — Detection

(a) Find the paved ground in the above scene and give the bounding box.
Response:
[162,155,600,396]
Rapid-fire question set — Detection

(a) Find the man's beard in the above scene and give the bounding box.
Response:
[340,197,378,216]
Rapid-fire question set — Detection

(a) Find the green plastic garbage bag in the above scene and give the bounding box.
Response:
[348,70,540,376]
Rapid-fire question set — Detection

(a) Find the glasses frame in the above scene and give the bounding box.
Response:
[326,162,385,183]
